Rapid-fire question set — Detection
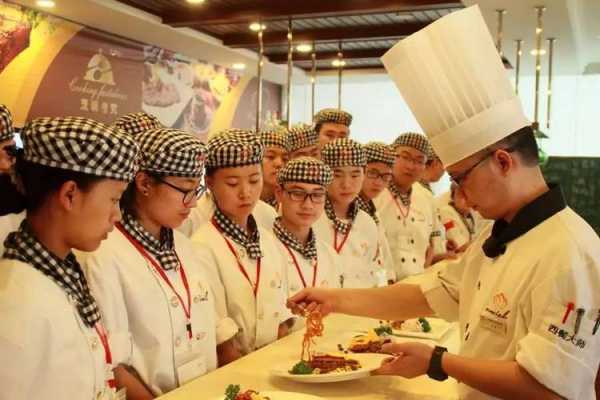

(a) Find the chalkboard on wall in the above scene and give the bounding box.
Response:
[542,157,600,235]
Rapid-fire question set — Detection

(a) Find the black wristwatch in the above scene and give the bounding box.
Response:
[427,345,448,381]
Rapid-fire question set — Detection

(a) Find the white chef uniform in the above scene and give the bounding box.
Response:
[0,211,24,255]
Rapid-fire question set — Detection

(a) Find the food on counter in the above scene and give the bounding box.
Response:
[224,384,271,400]
[391,318,432,333]
[348,329,391,353]
[289,354,361,375]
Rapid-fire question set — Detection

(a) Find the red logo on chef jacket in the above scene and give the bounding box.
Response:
[493,293,508,310]
[485,292,511,320]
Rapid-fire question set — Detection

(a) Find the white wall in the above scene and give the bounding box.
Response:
[290,71,600,157]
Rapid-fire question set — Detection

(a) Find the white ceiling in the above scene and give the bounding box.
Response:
[464,0,600,75]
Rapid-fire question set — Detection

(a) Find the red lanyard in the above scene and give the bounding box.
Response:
[333,228,351,254]
[211,218,262,297]
[283,244,317,288]
[116,224,193,339]
[392,196,411,222]
[94,323,117,389]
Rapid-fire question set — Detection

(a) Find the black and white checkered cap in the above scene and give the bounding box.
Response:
[277,156,333,186]
[392,132,430,157]
[0,104,15,142]
[136,128,207,178]
[259,129,290,152]
[114,112,163,136]
[22,117,139,181]
[314,108,353,127]
[286,124,318,153]
[321,138,366,168]
[364,142,395,166]
[427,144,440,161]
[207,128,264,168]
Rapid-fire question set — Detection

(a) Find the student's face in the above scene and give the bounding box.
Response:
[290,145,320,160]
[66,179,128,252]
[138,173,202,229]
[426,159,445,183]
[327,166,364,206]
[262,146,288,188]
[362,162,392,200]
[0,138,16,174]
[276,182,326,229]
[207,164,263,223]
[317,123,349,149]
[392,146,427,187]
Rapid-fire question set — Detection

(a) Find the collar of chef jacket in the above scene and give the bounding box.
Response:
[482,183,566,258]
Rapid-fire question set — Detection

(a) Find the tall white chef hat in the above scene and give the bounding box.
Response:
[381,5,530,167]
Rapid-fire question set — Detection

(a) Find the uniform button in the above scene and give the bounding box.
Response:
[171,296,179,307]
[411,218,415,222]
[464,332,470,342]
[412,258,416,263]
[196,332,206,340]
[239,248,246,259]
[273,312,280,318]
[410,239,415,244]
[193,295,201,303]
[270,280,277,288]
[401,258,406,263]
[91,338,99,350]
[477,281,481,290]
[175,337,182,347]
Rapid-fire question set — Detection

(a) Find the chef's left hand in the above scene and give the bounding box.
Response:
[372,342,434,378]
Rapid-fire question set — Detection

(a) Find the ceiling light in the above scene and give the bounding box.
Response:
[186,0,205,4]
[296,43,312,53]
[530,49,547,56]
[331,59,346,67]
[36,0,55,7]
[232,63,246,70]
[249,22,266,32]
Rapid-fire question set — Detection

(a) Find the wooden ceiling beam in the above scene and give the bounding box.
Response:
[221,23,428,47]
[162,0,461,27]
[267,48,389,63]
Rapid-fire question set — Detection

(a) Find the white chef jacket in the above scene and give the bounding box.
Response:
[420,206,600,399]
[439,203,474,249]
[0,259,110,399]
[375,183,437,280]
[178,193,277,237]
[82,229,237,395]
[375,214,397,283]
[191,223,292,355]
[415,183,447,256]
[313,210,380,288]
[0,211,24,255]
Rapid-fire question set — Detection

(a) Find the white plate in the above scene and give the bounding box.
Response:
[391,318,451,341]
[214,391,325,400]
[270,353,389,383]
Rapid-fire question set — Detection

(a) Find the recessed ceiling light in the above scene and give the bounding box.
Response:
[331,59,346,67]
[186,0,205,4]
[232,63,246,70]
[530,49,547,56]
[296,43,312,53]
[36,0,55,7]
[249,22,266,32]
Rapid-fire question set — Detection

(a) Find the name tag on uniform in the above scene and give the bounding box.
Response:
[480,315,507,336]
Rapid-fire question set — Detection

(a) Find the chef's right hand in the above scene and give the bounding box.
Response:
[286,288,340,317]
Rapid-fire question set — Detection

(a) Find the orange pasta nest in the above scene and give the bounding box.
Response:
[301,309,324,361]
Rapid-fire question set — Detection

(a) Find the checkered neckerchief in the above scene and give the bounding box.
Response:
[356,194,379,225]
[263,195,278,209]
[120,212,180,271]
[3,221,101,328]
[273,217,317,261]
[389,182,412,207]
[324,197,359,235]
[213,207,262,259]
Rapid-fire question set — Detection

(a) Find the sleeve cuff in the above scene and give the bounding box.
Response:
[215,317,239,345]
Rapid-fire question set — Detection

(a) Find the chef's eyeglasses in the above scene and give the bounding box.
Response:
[450,147,515,187]
[284,189,327,204]
[396,153,426,167]
[366,168,393,183]
[154,177,206,206]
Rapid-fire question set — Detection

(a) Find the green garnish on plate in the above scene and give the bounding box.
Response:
[225,384,241,400]
[418,317,432,333]
[289,360,314,375]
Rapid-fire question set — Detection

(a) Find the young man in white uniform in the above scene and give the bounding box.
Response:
[313,108,352,152]
[0,117,139,399]
[259,128,290,210]
[439,183,478,252]
[288,6,600,399]
[313,138,381,288]
[84,128,239,397]
[286,123,320,160]
[191,129,293,355]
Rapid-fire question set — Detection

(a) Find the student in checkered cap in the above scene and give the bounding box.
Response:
[83,127,240,395]
[357,142,396,283]
[189,128,294,355]
[0,104,25,217]
[286,123,320,160]
[259,128,290,209]
[271,157,341,305]
[113,111,163,135]
[313,138,381,288]
[420,144,445,194]
[313,108,352,151]
[0,116,138,399]
[374,132,454,280]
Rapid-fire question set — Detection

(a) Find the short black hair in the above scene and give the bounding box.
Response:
[119,170,162,216]
[314,122,324,135]
[490,125,539,167]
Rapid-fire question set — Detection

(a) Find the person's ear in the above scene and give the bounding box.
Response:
[493,149,514,176]
[135,172,153,196]
[57,180,80,211]
[274,184,284,203]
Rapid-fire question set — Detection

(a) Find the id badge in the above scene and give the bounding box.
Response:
[480,315,507,336]
[175,347,207,386]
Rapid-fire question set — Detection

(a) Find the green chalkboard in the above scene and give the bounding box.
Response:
[542,157,600,235]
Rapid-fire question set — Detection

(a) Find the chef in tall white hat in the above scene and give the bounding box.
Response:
[287,6,600,399]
